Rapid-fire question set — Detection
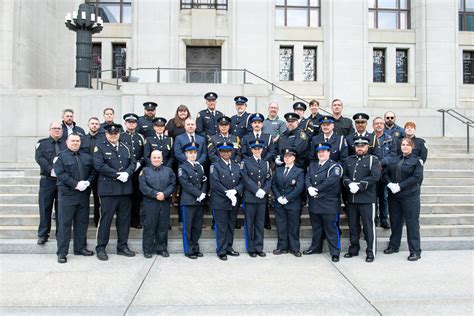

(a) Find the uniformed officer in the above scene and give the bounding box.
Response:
[275,113,309,169]
[241,113,275,162]
[396,122,428,163]
[139,150,176,258]
[196,92,224,138]
[138,102,158,138]
[99,107,121,135]
[120,113,146,229]
[208,116,241,163]
[342,137,381,262]
[230,96,252,139]
[54,133,96,263]
[331,99,355,137]
[177,142,208,259]
[60,109,85,141]
[144,117,174,168]
[271,148,305,257]
[209,142,243,260]
[304,143,343,262]
[241,140,272,257]
[383,138,423,261]
[293,102,314,137]
[346,113,376,156]
[93,123,137,261]
[308,99,323,136]
[35,121,66,245]
[308,116,348,164]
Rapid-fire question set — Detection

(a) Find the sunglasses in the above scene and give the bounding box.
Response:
[385,116,394,119]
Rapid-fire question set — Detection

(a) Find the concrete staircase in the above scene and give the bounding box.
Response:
[0,137,472,254]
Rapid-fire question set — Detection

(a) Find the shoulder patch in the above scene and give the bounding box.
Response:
[35,143,41,150]
[94,146,99,153]
[196,113,201,118]
[300,131,307,140]
[335,166,341,176]
[178,168,183,177]
[419,159,424,166]
[210,165,214,173]
[139,170,144,176]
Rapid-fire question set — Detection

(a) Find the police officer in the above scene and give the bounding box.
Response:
[99,107,121,135]
[230,96,252,139]
[275,113,309,169]
[293,102,314,137]
[35,121,66,245]
[93,123,137,261]
[120,113,146,229]
[54,133,96,263]
[304,143,343,262]
[144,117,174,168]
[396,122,428,163]
[331,99,355,137]
[308,116,348,164]
[208,116,241,164]
[342,137,381,262]
[138,102,158,138]
[383,138,424,261]
[209,142,243,260]
[241,140,272,257]
[241,113,275,162]
[346,113,376,156]
[60,109,85,141]
[178,142,208,259]
[139,150,176,258]
[308,99,323,136]
[271,148,305,257]
[196,92,224,138]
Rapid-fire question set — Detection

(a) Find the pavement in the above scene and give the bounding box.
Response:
[0,250,473,315]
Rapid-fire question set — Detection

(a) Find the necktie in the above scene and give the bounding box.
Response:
[256,133,260,140]
[190,135,195,143]
[228,163,232,171]
[89,136,96,155]
[396,157,405,183]
[257,159,261,164]
[74,153,84,180]
[325,138,329,142]
[54,141,60,155]
[284,167,289,177]
[159,135,162,141]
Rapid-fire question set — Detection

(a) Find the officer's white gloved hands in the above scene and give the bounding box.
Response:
[275,156,284,166]
[50,169,56,177]
[349,182,360,194]
[135,162,141,171]
[391,183,401,194]
[307,186,318,197]
[230,196,237,207]
[75,181,88,191]
[225,189,237,198]
[277,196,288,205]
[116,172,129,183]
[387,182,396,193]
[83,181,90,188]
[196,192,207,202]
[255,189,266,199]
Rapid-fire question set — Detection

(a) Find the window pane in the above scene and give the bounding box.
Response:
[378,0,397,9]
[275,8,285,26]
[303,47,317,81]
[287,0,308,6]
[279,47,294,81]
[310,0,320,6]
[378,11,398,29]
[463,51,473,84]
[368,11,375,28]
[459,0,464,10]
[396,49,408,83]
[467,14,474,30]
[373,49,385,82]
[99,4,120,23]
[287,8,308,26]
[275,0,285,5]
[467,0,474,11]
[310,9,319,27]
[91,43,102,79]
[112,44,127,78]
[122,3,131,23]
[400,0,408,9]
[400,11,407,29]
[368,0,376,9]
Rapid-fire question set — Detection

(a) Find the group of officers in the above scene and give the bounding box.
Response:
[35,92,428,264]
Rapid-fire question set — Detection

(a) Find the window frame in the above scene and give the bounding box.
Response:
[275,0,321,27]
[463,50,474,84]
[459,0,474,31]
[180,0,228,10]
[86,0,132,23]
[395,48,408,83]
[369,0,411,30]
[303,46,317,81]
[373,48,386,83]
[112,43,127,79]
[279,46,295,81]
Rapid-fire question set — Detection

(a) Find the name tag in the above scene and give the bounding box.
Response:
[105,152,112,156]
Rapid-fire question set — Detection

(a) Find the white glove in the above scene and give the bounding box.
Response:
[277,196,288,205]
[348,182,360,194]
[387,182,395,193]
[255,189,266,199]
[83,181,90,188]
[308,186,318,197]
[75,181,87,191]
[50,169,56,177]
[225,189,237,198]
[116,172,129,183]
[275,156,284,166]
[392,183,401,194]
[196,192,207,202]
[135,162,141,171]
[230,196,237,207]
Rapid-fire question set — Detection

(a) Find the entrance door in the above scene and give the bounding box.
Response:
[186,46,221,83]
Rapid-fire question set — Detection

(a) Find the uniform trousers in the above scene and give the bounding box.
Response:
[347,203,376,254]
[274,204,301,251]
[131,171,143,226]
[96,195,132,251]
[142,198,170,253]
[212,208,238,255]
[243,203,266,253]
[308,212,340,256]
[91,180,101,226]
[38,177,59,238]
[181,205,203,255]
[376,181,389,222]
[388,194,421,255]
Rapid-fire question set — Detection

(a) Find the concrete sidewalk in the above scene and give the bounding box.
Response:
[0,251,473,315]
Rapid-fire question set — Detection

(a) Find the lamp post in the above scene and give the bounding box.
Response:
[65,4,103,88]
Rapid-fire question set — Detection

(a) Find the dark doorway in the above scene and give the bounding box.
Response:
[186,46,221,83]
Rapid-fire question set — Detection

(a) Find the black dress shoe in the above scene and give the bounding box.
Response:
[303,249,322,255]
[144,252,153,259]
[366,252,375,262]
[331,255,340,262]
[272,249,288,255]
[97,251,108,261]
[218,254,228,261]
[380,220,391,229]
[37,236,48,245]
[407,253,421,261]
[226,249,240,256]
[264,223,272,230]
[344,252,359,258]
[157,250,169,257]
[249,252,257,258]
[186,253,197,259]
[57,254,67,264]
[117,248,136,257]
[195,252,203,257]
[383,247,399,254]
[74,249,94,256]
[132,224,143,229]
[293,250,302,257]
[256,251,266,257]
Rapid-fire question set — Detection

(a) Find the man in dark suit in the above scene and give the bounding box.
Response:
[60,109,85,141]
[174,118,207,165]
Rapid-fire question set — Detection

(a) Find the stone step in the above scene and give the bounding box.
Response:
[0,185,39,194]
[424,158,474,169]
[422,178,474,186]
[421,186,474,194]
[423,170,474,177]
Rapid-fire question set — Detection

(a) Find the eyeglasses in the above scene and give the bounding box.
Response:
[50,127,62,130]
[385,117,394,120]
[355,121,366,124]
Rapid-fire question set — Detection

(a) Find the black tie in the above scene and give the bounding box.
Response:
[74,152,84,180]
[325,138,329,142]
[284,167,290,177]
[159,135,162,141]
[256,133,260,140]
[191,135,195,143]
[54,141,60,155]
[257,159,261,164]
[396,157,405,183]
[228,163,232,171]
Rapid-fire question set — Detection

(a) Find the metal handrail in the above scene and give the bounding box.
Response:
[438,109,474,153]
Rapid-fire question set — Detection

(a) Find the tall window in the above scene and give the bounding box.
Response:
[463,51,474,84]
[86,0,132,23]
[180,0,228,10]
[459,0,474,31]
[91,43,102,79]
[396,49,408,83]
[275,0,320,27]
[369,0,410,29]
[373,48,386,83]
[112,43,126,78]
[303,47,317,81]
[279,47,294,81]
